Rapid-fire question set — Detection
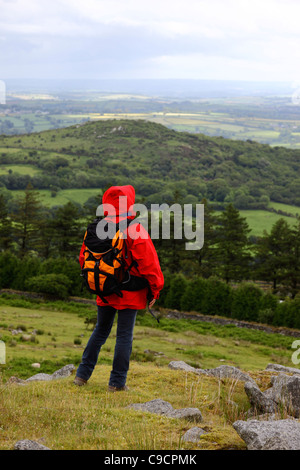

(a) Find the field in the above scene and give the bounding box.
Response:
[2,92,300,148]
[0,295,298,450]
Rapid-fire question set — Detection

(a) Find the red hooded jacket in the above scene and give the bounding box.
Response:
[79,185,164,310]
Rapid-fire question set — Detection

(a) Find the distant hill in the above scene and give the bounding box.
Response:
[0,119,299,207]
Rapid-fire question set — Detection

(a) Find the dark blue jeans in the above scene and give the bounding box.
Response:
[76,305,137,388]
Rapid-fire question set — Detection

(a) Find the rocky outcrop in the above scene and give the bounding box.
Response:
[244,373,300,418]
[233,419,300,450]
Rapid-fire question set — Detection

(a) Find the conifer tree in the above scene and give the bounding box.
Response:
[214,203,252,283]
[11,183,43,257]
[0,194,12,251]
[255,218,292,292]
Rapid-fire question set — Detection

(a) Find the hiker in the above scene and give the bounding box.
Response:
[74,185,164,391]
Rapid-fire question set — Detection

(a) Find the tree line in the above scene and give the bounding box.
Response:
[0,184,299,327]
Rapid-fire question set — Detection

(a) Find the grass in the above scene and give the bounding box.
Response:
[9,188,102,208]
[0,164,40,176]
[214,208,297,236]
[0,295,298,450]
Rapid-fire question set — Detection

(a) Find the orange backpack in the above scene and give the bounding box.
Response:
[81,219,148,303]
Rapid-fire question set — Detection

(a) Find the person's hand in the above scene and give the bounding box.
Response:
[149,298,156,308]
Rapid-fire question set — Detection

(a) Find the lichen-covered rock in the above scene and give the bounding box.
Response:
[265,363,300,376]
[168,361,255,383]
[167,407,203,422]
[128,399,173,415]
[244,381,276,414]
[233,419,300,450]
[168,361,206,375]
[25,364,75,383]
[14,439,51,450]
[268,373,300,418]
[182,427,206,442]
[128,399,202,422]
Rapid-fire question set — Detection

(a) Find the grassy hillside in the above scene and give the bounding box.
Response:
[0,119,299,208]
[0,296,298,450]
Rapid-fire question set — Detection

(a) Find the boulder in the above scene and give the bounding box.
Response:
[168,361,255,383]
[26,364,75,382]
[168,361,206,375]
[205,365,255,383]
[129,399,173,415]
[128,399,203,422]
[14,439,51,450]
[244,381,276,414]
[182,427,207,443]
[233,419,300,450]
[265,363,300,376]
[267,373,300,418]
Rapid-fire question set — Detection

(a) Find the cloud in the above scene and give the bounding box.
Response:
[0,0,299,80]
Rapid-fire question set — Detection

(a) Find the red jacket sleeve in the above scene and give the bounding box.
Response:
[79,242,86,268]
[127,224,164,299]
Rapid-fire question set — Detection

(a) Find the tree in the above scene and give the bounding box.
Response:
[0,194,12,251]
[11,183,43,257]
[284,220,300,297]
[213,204,252,283]
[51,202,84,257]
[255,218,292,293]
[194,198,218,278]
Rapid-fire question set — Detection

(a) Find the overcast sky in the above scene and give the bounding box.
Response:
[0,0,300,82]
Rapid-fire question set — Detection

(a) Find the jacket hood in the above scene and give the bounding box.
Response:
[102,185,136,221]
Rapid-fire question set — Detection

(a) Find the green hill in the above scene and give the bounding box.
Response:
[0,119,299,209]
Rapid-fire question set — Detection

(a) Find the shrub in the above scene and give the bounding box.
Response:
[180,277,208,312]
[25,273,71,300]
[231,282,263,322]
[164,273,188,310]
[201,277,233,317]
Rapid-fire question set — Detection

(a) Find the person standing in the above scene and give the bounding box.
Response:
[74,185,164,391]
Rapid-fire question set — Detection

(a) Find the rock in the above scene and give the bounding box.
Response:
[205,365,255,384]
[11,328,23,335]
[31,363,41,369]
[129,399,173,415]
[144,349,165,356]
[244,372,300,418]
[14,439,51,450]
[268,373,300,418]
[168,361,207,375]
[182,427,207,443]
[26,373,53,382]
[244,381,276,414]
[265,363,300,376]
[168,361,255,383]
[6,376,26,385]
[6,364,75,385]
[21,334,32,341]
[168,408,203,422]
[128,399,202,422]
[233,419,300,450]
[52,364,75,379]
